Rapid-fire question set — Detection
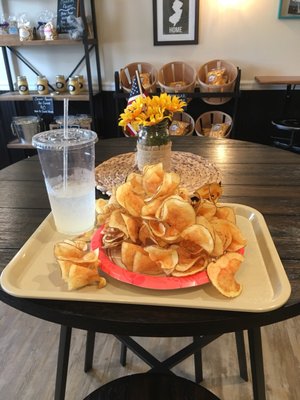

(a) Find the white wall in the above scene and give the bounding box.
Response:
[1,0,300,90]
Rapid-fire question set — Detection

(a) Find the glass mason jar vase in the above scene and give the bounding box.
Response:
[136,119,172,171]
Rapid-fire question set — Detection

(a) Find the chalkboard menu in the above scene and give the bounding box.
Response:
[57,0,79,33]
[32,96,54,114]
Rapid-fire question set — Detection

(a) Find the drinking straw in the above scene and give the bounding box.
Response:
[63,98,69,190]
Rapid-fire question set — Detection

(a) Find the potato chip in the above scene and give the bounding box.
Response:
[145,171,180,201]
[141,197,165,219]
[158,195,196,232]
[147,219,175,242]
[142,163,165,194]
[181,224,214,254]
[82,251,99,264]
[121,213,141,243]
[54,239,103,291]
[161,231,182,244]
[173,244,203,271]
[194,182,223,203]
[102,227,125,248]
[179,239,203,255]
[138,223,153,245]
[63,239,88,251]
[142,221,169,247]
[75,230,96,244]
[207,252,244,297]
[172,257,208,277]
[145,245,178,275]
[126,172,145,195]
[121,231,168,275]
[177,187,190,201]
[194,200,217,220]
[68,264,101,291]
[116,181,145,217]
[147,219,166,238]
[210,219,233,250]
[121,242,143,271]
[132,250,163,275]
[96,198,119,226]
[54,241,84,259]
[54,240,96,263]
[96,198,108,214]
[226,223,247,252]
[57,252,99,267]
[211,232,224,258]
[195,216,215,239]
[211,218,246,252]
[98,276,107,289]
[96,210,111,226]
[57,259,73,282]
[215,206,236,224]
[108,209,128,237]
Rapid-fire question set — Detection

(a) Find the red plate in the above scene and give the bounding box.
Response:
[91,227,244,290]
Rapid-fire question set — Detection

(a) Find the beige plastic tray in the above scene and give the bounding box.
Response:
[1,204,291,312]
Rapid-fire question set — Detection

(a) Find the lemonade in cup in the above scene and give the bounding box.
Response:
[32,128,98,235]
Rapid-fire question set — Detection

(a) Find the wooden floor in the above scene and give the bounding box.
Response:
[0,302,299,400]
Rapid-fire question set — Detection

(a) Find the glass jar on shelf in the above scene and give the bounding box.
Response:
[55,75,66,93]
[17,76,29,95]
[75,75,84,92]
[68,76,80,95]
[37,75,49,95]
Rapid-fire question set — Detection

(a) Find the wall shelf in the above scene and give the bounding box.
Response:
[0,91,99,102]
[0,0,102,154]
[0,37,97,47]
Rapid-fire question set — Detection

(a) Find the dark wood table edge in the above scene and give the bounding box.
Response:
[1,290,299,337]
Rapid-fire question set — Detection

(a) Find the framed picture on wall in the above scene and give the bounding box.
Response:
[153,0,199,45]
[278,0,300,18]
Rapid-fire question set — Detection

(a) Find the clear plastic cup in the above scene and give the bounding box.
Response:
[32,128,98,235]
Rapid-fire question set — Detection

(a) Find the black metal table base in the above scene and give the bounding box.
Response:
[54,326,72,400]
[85,332,248,383]
[112,334,247,380]
[54,326,266,400]
[83,372,221,400]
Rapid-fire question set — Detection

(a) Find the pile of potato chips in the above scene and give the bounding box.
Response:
[54,237,106,291]
[96,163,247,298]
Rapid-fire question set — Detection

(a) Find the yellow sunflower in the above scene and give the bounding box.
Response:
[119,93,186,128]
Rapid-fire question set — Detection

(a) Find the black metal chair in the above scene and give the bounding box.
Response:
[272,118,300,153]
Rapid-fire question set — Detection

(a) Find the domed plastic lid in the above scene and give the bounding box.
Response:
[32,128,98,150]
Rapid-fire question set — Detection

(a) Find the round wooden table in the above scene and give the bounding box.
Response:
[1,137,299,400]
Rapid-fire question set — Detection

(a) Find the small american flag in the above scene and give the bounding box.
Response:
[125,71,147,137]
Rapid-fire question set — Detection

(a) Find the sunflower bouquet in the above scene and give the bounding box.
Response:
[119,92,187,134]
